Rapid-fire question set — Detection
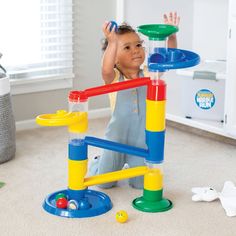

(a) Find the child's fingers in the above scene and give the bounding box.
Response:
[164,12,180,26]
[173,12,180,26]
[110,25,117,33]
[169,12,173,22]
[102,24,107,33]
[173,12,177,25]
[102,21,110,31]
[102,22,112,37]
[163,14,168,24]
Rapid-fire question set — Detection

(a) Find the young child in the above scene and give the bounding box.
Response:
[90,12,180,189]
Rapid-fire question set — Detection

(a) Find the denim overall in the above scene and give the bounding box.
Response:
[97,70,147,189]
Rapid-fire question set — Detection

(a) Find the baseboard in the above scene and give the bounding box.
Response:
[16,107,111,131]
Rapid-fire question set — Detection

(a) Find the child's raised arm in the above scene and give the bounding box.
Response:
[163,12,180,48]
[101,22,118,84]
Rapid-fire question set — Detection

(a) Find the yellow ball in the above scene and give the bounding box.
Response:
[116,210,128,223]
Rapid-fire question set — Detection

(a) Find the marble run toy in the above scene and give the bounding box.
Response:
[36,24,200,218]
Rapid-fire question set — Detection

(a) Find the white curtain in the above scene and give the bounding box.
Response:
[0,0,73,80]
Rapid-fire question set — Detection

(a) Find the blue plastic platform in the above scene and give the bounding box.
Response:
[43,189,112,218]
[148,48,200,72]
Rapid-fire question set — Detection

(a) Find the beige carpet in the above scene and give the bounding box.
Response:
[0,117,236,236]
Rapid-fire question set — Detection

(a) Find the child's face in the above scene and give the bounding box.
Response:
[116,32,145,71]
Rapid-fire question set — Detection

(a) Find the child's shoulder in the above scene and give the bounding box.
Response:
[143,65,149,77]
[112,68,120,83]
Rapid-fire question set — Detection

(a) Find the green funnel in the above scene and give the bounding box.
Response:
[137,24,178,40]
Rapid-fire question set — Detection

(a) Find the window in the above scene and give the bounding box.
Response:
[0,0,73,94]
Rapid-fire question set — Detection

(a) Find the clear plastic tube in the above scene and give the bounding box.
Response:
[149,39,167,57]
[68,99,88,143]
[69,100,88,113]
[149,71,164,80]
[145,161,163,174]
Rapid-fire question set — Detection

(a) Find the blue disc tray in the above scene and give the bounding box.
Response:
[148,48,200,72]
[43,189,112,218]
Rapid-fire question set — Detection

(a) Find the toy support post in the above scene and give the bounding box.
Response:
[131,24,200,212]
[133,79,172,212]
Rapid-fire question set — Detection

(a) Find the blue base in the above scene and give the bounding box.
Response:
[43,189,112,218]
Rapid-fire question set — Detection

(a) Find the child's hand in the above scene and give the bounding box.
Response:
[163,12,180,27]
[163,12,180,48]
[102,21,118,44]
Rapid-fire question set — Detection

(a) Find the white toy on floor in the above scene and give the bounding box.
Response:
[191,181,236,217]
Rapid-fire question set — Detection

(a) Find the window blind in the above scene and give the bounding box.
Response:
[0,0,73,81]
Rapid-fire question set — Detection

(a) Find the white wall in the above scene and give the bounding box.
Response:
[123,0,194,51]
[73,0,116,110]
[12,89,69,122]
[192,0,229,60]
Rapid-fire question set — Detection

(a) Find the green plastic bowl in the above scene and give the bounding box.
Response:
[137,24,178,40]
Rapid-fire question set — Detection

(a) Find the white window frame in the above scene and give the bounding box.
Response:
[0,0,74,95]
[10,76,73,95]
